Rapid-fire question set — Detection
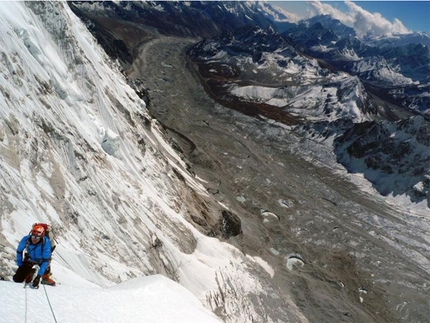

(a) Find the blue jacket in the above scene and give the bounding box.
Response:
[16,234,52,276]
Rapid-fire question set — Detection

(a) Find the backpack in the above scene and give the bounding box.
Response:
[27,223,57,252]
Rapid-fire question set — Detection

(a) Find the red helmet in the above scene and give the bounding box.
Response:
[32,225,45,237]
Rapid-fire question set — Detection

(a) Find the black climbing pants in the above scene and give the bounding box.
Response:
[13,260,52,283]
[12,261,34,283]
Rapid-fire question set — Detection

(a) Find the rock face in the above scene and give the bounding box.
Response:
[220,210,242,238]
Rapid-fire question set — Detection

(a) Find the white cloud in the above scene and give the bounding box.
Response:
[264,2,302,23]
[308,0,355,26]
[309,0,410,37]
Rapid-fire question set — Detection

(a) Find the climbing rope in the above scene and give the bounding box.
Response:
[43,284,59,323]
[24,284,28,323]
[22,266,59,323]
[23,265,39,323]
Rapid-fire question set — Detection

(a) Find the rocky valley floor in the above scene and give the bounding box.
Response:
[126,33,430,323]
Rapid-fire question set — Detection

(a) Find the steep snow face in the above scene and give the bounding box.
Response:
[0,1,161,284]
[0,3,308,322]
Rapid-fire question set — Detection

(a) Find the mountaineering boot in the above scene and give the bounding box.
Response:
[25,268,36,284]
[41,273,56,286]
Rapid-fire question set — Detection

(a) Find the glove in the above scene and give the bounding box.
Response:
[32,275,41,289]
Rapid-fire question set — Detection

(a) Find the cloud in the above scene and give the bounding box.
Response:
[308,0,355,26]
[309,0,410,37]
[269,4,302,23]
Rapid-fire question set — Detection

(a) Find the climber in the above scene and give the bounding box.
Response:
[13,224,56,288]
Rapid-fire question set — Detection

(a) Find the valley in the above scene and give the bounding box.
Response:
[126,33,430,323]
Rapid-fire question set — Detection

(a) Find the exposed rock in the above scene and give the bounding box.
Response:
[220,210,242,239]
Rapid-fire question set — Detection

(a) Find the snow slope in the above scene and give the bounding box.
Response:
[1,274,222,323]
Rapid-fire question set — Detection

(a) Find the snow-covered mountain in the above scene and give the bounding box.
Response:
[334,116,430,201]
[1,1,429,323]
[186,25,429,208]
[69,0,275,38]
[281,15,430,116]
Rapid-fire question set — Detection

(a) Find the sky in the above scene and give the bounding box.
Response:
[272,1,430,35]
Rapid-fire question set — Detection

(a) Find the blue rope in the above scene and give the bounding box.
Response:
[43,284,59,323]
